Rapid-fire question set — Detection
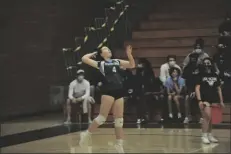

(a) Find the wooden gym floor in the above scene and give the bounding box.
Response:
[1,120,230,153]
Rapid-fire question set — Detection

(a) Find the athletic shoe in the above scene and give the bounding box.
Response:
[177,113,182,119]
[183,117,189,124]
[201,135,210,144]
[199,118,203,124]
[208,134,218,143]
[64,120,71,125]
[136,119,141,124]
[79,131,92,146]
[114,143,124,153]
[169,113,173,118]
[88,118,93,124]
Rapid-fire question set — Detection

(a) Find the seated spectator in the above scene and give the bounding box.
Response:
[64,70,95,124]
[160,55,181,84]
[165,67,187,120]
[219,14,231,37]
[183,38,209,70]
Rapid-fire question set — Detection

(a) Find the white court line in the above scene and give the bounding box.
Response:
[186,143,219,153]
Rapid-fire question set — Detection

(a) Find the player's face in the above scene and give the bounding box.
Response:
[101,47,112,59]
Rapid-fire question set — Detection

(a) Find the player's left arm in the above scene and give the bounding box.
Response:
[118,45,135,69]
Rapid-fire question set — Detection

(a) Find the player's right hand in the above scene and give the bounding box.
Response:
[91,52,98,58]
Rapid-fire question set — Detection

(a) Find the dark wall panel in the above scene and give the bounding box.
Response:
[1,0,110,118]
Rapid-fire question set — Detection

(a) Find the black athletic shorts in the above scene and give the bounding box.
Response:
[201,92,219,104]
[101,89,124,100]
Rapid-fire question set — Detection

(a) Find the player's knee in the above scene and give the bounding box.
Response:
[168,95,172,100]
[114,117,124,128]
[94,115,106,125]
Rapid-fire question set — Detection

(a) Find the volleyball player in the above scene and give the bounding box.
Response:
[195,58,225,144]
[80,45,135,153]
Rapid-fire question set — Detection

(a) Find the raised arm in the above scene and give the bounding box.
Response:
[82,52,99,69]
[118,45,135,69]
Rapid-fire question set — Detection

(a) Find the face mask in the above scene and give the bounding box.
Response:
[195,49,202,54]
[137,64,143,68]
[77,75,84,81]
[169,61,176,67]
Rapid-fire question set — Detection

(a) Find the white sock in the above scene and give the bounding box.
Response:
[202,133,207,137]
[207,133,212,136]
[86,130,92,135]
[116,139,123,145]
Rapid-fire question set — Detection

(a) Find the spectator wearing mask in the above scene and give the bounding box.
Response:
[183,38,209,70]
[64,70,95,124]
[160,55,181,84]
[165,67,186,120]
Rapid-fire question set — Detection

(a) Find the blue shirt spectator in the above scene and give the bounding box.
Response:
[165,77,185,93]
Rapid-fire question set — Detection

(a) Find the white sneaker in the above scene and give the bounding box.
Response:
[177,113,182,119]
[64,120,71,125]
[183,117,189,124]
[88,118,93,124]
[114,144,124,153]
[169,113,173,118]
[79,131,92,146]
[208,134,218,143]
[199,118,203,124]
[136,119,141,124]
[201,136,210,144]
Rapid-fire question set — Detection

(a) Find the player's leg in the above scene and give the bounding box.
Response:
[112,97,125,153]
[200,102,211,144]
[79,95,114,146]
[207,103,218,143]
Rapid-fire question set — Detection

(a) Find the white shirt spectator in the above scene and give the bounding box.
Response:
[68,79,90,100]
[159,63,181,84]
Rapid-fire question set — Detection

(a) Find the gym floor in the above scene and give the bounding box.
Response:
[1,115,230,153]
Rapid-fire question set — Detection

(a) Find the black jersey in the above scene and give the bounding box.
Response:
[97,59,123,91]
[196,72,221,102]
